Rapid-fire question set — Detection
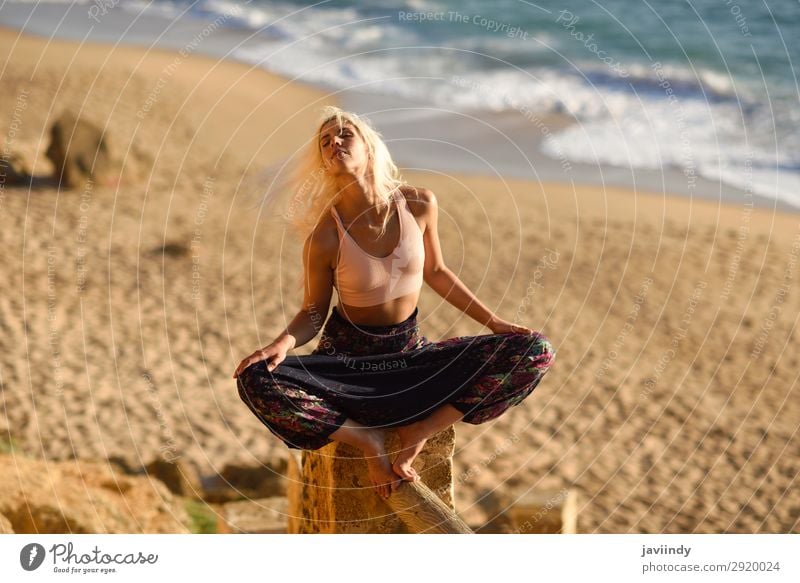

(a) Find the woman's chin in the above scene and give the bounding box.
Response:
[328,161,358,175]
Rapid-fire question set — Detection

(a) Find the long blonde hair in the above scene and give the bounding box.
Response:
[251,106,405,243]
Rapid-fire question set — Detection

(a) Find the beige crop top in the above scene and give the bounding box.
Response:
[330,190,425,307]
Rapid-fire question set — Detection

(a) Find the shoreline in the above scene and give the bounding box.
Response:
[340,89,800,216]
[1,19,797,216]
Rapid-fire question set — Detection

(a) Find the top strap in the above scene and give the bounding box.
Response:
[330,191,401,231]
[329,204,345,234]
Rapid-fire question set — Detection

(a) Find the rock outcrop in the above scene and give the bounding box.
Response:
[45,111,112,188]
[0,152,31,186]
[202,459,288,503]
[218,496,288,534]
[0,453,192,533]
[287,427,465,533]
[145,458,203,499]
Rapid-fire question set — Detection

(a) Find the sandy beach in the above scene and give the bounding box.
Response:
[1,26,798,533]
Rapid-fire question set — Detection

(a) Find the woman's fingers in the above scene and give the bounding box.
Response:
[388,477,402,496]
[235,353,258,378]
[233,355,250,378]
[375,476,405,499]
[233,348,282,378]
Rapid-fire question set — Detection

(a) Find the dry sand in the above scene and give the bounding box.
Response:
[1,27,798,533]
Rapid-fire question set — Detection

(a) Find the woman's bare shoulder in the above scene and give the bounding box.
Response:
[399,184,436,218]
[304,212,339,267]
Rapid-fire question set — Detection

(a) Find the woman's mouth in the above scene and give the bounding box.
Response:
[333,149,348,160]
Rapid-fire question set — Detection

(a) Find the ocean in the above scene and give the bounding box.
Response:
[2,0,799,209]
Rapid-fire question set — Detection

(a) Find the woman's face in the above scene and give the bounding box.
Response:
[318,119,368,176]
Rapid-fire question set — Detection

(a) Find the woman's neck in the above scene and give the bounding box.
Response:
[334,175,392,225]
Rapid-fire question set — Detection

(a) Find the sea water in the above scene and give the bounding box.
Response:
[2,0,798,209]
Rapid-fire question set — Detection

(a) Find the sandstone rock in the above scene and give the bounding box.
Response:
[0,152,31,186]
[203,459,287,503]
[287,426,461,533]
[219,496,287,534]
[145,458,202,499]
[45,111,113,188]
[0,453,191,533]
[107,455,137,474]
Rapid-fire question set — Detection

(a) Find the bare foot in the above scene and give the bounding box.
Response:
[362,429,402,500]
[392,423,428,481]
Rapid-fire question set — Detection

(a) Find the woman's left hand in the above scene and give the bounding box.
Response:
[488,317,536,335]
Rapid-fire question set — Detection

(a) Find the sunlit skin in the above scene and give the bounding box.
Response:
[234,117,534,499]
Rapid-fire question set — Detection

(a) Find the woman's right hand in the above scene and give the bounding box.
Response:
[232,341,288,379]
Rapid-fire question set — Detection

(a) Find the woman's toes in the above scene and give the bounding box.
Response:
[388,475,402,495]
[392,461,415,481]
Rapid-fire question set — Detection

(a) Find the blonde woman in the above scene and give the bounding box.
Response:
[234,106,556,500]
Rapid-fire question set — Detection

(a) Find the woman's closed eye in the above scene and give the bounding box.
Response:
[321,130,353,148]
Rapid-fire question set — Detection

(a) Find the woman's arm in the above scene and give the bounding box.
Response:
[274,229,336,351]
[414,188,498,329]
[233,230,335,378]
[425,266,498,328]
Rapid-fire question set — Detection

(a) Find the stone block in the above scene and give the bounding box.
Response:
[287,426,458,533]
[220,496,287,534]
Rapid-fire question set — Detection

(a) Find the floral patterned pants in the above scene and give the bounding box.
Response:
[237,306,555,450]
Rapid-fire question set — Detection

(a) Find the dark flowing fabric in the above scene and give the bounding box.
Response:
[237,306,555,450]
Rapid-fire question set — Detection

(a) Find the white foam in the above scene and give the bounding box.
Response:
[9,0,795,208]
[540,86,800,208]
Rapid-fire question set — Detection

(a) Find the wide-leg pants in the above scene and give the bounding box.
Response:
[236,306,556,450]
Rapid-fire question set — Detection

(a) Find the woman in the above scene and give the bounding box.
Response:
[233,106,555,500]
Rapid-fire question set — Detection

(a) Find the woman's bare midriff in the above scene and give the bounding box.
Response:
[336,291,420,326]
